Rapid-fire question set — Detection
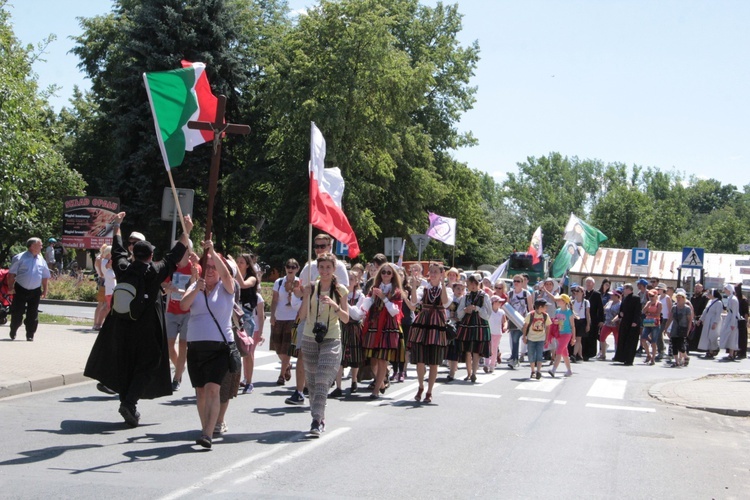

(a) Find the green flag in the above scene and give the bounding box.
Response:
[563,214,607,255]
[552,241,580,278]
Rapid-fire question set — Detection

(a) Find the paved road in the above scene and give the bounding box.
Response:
[38,302,96,320]
[1,335,749,499]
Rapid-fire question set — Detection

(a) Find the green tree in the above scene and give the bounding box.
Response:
[0,2,86,263]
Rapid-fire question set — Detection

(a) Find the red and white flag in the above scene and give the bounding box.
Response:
[528,226,543,265]
[309,123,360,258]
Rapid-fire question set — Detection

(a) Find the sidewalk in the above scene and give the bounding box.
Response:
[0,323,97,398]
[649,373,750,417]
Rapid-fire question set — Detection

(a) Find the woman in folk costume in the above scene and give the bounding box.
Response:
[718,283,740,360]
[406,263,452,404]
[698,289,723,358]
[330,271,366,397]
[361,263,404,400]
[456,274,493,383]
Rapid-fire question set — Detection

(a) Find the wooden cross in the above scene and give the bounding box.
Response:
[187,95,250,240]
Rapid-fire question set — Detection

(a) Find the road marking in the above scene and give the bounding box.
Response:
[343,411,369,422]
[515,378,563,392]
[586,378,627,399]
[159,440,295,500]
[586,403,655,413]
[236,427,351,483]
[367,383,419,405]
[442,391,502,399]
[518,396,567,405]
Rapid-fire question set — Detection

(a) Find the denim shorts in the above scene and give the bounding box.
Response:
[642,326,659,341]
[527,340,545,363]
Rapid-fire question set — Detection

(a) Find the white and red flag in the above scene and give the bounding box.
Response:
[527,226,543,265]
[309,122,360,258]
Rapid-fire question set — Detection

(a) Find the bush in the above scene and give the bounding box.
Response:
[47,275,98,302]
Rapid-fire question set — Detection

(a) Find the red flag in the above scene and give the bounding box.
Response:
[309,123,360,258]
[528,226,543,265]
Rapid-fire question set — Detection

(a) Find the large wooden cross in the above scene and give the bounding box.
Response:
[187,95,250,239]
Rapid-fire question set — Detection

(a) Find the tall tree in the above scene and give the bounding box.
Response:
[0,2,86,263]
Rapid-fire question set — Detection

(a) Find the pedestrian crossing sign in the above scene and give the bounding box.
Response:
[681,247,704,269]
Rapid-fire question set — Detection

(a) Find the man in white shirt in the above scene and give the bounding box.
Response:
[8,237,51,341]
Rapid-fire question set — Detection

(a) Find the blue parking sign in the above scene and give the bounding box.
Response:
[631,248,649,266]
[334,240,349,256]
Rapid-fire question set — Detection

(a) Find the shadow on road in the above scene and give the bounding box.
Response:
[252,406,307,417]
[29,419,126,435]
[0,444,103,466]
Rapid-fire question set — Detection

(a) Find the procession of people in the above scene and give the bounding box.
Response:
[5,220,749,448]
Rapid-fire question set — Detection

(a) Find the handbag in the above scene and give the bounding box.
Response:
[643,317,659,328]
[231,302,254,356]
[204,291,242,373]
[445,320,458,341]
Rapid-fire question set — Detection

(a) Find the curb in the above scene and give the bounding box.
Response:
[40,299,97,308]
[0,371,88,399]
[649,378,750,418]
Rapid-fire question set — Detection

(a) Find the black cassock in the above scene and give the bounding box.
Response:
[584,289,604,360]
[613,293,641,365]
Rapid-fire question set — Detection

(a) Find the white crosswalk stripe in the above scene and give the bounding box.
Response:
[586,378,627,399]
[514,378,563,392]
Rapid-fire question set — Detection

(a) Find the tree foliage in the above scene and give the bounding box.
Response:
[0,2,85,264]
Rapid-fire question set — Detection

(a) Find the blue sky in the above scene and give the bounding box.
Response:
[9,0,750,187]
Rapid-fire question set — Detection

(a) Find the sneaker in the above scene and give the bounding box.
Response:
[329,387,343,398]
[535,371,541,380]
[310,420,322,437]
[118,404,140,427]
[172,379,181,391]
[548,369,556,378]
[564,370,573,377]
[398,372,405,383]
[213,421,228,436]
[390,372,398,382]
[242,383,254,394]
[303,387,309,396]
[350,381,358,394]
[507,361,516,370]
[285,391,305,405]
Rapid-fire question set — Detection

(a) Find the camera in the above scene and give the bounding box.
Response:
[312,322,328,343]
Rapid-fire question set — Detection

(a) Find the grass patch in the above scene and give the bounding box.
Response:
[38,313,93,326]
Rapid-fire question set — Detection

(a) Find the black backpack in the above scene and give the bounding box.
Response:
[111,265,149,321]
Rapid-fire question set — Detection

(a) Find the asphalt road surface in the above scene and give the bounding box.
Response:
[1,339,749,499]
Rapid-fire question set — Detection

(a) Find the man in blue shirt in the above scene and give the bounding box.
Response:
[7,237,51,341]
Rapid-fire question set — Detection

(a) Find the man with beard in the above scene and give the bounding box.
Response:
[613,283,641,366]
[583,277,604,361]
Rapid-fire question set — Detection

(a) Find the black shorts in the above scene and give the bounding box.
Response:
[670,336,686,354]
[187,341,229,388]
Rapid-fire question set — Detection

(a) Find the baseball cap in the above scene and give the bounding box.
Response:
[554,293,571,304]
[636,278,648,286]
[129,231,146,242]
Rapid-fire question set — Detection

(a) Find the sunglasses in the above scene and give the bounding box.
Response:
[495,286,503,289]
[313,244,328,250]
[513,280,522,283]
[381,270,393,276]
[286,265,298,269]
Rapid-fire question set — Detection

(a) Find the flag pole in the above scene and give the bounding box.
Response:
[308,223,313,285]
[166,168,188,236]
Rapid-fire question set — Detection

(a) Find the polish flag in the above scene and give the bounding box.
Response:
[309,123,360,258]
[527,226,543,265]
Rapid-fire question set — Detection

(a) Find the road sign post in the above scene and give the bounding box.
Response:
[384,237,403,263]
[681,247,704,270]
[410,234,431,262]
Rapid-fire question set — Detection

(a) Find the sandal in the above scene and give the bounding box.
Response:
[414,387,424,402]
[423,392,432,404]
[276,376,285,386]
[284,365,292,381]
[195,434,212,449]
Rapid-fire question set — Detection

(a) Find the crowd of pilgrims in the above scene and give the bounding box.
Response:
[88,224,749,448]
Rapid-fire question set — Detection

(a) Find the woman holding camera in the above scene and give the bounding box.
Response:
[299,253,349,436]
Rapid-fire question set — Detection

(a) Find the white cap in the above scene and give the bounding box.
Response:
[129,231,146,242]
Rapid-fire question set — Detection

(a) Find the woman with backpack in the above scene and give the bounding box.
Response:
[506,277,534,369]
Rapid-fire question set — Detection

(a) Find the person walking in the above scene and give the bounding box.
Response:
[456,274,492,382]
[523,299,551,380]
[270,259,302,388]
[506,276,533,369]
[7,237,51,341]
[180,241,236,449]
[361,263,403,399]
[613,284,641,366]
[598,288,621,360]
[697,289,723,358]
[407,263,452,404]
[485,294,506,372]
[719,284,740,361]
[641,290,662,365]
[84,212,192,427]
[570,284,590,362]
[298,253,349,436]
[549,294,575,377]
[583,277,604,361]
[332,270,365,397]
[664,290,693,367]
[735,284,748,359]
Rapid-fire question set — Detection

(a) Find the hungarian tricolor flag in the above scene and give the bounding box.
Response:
[143,61,218,170]
[309,122,360,258]
[527,226,543,265]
